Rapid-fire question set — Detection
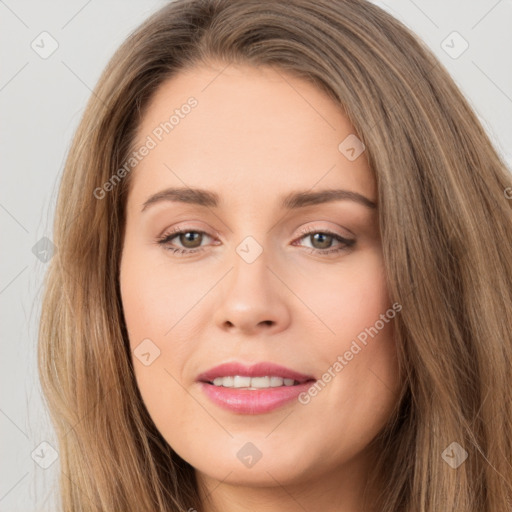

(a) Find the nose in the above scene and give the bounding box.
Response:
[212,249,291,336]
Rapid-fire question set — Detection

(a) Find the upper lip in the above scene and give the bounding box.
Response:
[197,362,316,384]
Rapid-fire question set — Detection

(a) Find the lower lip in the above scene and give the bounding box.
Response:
[199,381,315,414]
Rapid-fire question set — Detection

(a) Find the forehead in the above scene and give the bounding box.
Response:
[127,62,376,210]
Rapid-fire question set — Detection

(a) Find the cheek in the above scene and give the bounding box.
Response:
[293,250,399,413]
[294,248,392,345]
[119,246,202,431]
[120,251,203,347]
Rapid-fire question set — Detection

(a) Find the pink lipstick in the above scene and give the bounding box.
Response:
[197,362,316,414]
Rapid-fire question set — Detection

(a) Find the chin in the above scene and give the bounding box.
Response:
[182,435,322,487]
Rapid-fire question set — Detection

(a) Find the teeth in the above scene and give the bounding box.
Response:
[211,376,298,388]
[251,376,270,388]
[233,375,251,388]
[270,376,283,387]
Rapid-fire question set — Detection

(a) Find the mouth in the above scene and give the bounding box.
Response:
[196,362,316,414]
[207,375,306,389]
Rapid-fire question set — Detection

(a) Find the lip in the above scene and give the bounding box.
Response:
[197,362,316,415]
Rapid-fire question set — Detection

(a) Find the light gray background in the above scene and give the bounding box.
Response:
[1,1,511,510]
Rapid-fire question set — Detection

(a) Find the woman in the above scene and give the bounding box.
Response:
[38,0,512,510]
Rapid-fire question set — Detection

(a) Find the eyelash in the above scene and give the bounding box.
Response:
[156,225,356,258]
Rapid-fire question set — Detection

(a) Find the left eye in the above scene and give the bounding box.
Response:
[292,227,356,255]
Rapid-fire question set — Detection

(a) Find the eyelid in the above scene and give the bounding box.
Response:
[292,225,356,251]
[156,226,215,246]
[157,220,208,234]
[295,223,354,239]
[289,220,356,248]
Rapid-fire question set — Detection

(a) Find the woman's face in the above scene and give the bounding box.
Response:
[120,62,400,497]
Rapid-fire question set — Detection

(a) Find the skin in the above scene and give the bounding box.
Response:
[119,61,401,512]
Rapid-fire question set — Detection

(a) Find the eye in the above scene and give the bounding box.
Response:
[156,227,215,256]
[293,226,356,256]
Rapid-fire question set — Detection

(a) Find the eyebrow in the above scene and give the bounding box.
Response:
[141,187,377,212]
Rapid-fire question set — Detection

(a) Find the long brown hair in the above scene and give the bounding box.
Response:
[38,0,512,510]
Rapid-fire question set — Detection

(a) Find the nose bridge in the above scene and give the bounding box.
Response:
[233,235,270,293]
[212,233,290,334]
